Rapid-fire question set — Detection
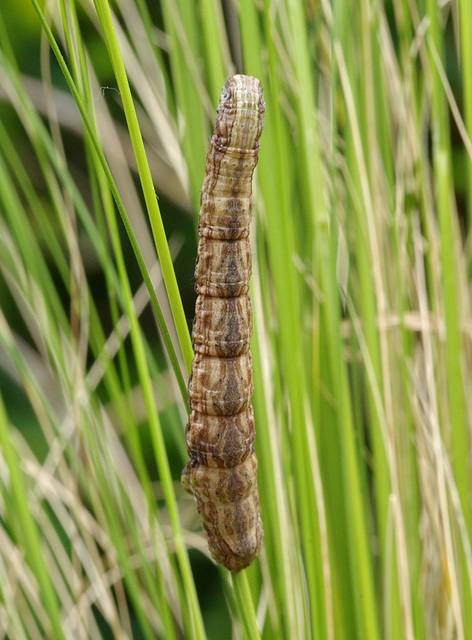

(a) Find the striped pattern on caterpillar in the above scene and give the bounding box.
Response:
[182,75,265,573]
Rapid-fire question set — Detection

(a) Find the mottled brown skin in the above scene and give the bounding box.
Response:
[188,352,253,416]
[192,294,253,357]
[194,237,252,298]
[182,75,264,573]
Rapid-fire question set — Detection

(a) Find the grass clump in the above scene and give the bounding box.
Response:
[0,0,471,638]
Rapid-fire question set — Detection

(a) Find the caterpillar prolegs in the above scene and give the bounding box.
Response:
[182,75,265,573]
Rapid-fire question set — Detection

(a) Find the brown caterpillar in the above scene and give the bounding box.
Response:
[182,75,264,573]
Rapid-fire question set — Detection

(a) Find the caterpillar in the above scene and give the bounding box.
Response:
[182,75,265,573]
